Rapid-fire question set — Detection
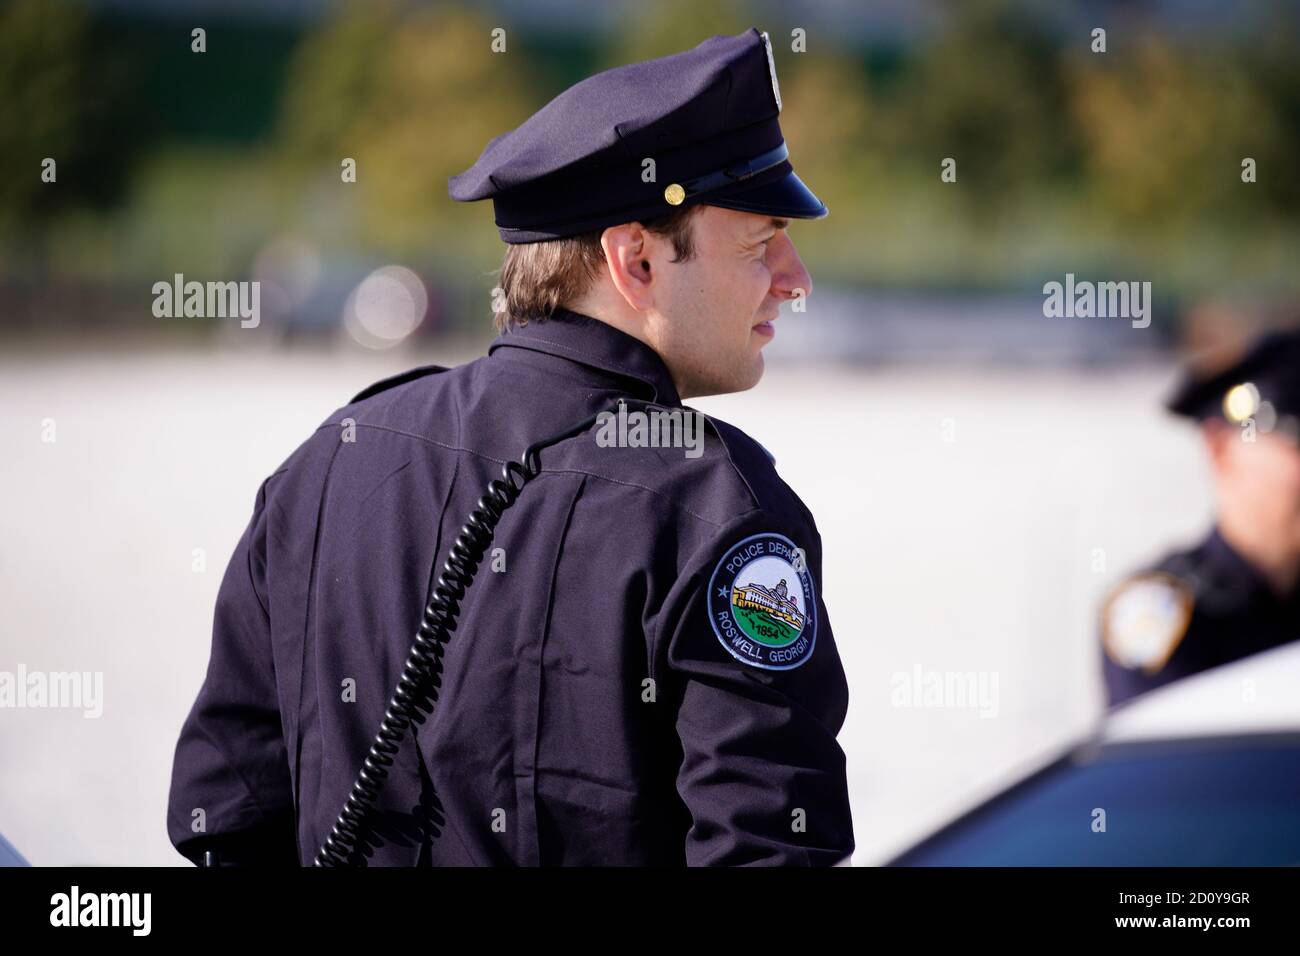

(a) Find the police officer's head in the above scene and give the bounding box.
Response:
[1167,326,1300,586]
[449,29,825,400]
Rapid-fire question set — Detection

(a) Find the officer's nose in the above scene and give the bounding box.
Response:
[769,233,813,304]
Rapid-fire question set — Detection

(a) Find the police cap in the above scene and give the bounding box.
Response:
[448,28,827,243]
[1166,326,1300,438]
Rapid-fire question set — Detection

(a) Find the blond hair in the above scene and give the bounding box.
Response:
[493,204,703,332]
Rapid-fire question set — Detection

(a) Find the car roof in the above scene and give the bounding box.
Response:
[0,831,29,867]
[1101,641,1300,744]
[883,642,1300,865]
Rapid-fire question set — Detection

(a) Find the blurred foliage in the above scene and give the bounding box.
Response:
[0,0,139,236]
[277,1,534,257]
[1067,36,1290,225]
[603,0,753,68]
[2,0,1299,308]
[891,0,1077,212]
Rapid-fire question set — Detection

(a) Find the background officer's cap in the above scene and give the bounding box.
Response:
[448,28,827,243]
[1166,326,1300,437]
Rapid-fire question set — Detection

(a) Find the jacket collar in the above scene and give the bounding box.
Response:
[1203,526,1292,604]
[487,307,683,407]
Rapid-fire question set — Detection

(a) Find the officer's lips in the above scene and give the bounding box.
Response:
[752,316,776,339]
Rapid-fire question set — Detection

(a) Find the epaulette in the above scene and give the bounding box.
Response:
[349,364,449,403]
[702,412,777,467]
[1101,570,1195,674]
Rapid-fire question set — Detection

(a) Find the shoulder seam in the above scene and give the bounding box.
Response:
[312,420,729,529]
[349,364,449,404]
[245,467,289,622]
[694,409,762,512]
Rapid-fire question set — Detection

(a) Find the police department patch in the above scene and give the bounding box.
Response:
[707,532,816,670]
[1102,571,1193,674]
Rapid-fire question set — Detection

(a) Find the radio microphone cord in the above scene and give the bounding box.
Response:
[313,405,624,867]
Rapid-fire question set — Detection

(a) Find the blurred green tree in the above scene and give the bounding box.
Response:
[602,0,751,68]
[1066,34,1289,229]
[0,0,138,244]
[891,0,1075,219]
[276,0,536,256]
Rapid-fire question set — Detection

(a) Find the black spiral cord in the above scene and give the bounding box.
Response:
[313,407,614,867]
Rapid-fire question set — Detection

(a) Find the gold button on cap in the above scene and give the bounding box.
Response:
[663,183,685,205]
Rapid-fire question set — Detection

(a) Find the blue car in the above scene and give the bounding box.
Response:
[887,642,1300,866]
[0,831,29,867]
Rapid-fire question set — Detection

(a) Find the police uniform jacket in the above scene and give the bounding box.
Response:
[1101,528,1300,707]
[167,307,855,866]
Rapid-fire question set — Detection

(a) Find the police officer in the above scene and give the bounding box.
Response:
[1100,327,1300,707]
[168,28,855,866]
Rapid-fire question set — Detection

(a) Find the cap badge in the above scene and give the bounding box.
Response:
[761,31,782,113]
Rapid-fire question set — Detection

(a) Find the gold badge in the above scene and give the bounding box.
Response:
[1223,382,1260,423]
[663,183,685,206]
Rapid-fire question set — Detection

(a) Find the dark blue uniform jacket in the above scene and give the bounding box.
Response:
[1103,528,1300,707]
[167,308,854,865]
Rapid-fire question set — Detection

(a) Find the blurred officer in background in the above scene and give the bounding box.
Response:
[168,28,855,866]
[1100,327,1300,707]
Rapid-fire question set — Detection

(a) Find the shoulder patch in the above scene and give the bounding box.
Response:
[1101,571,1194,674]
[349,364,448,403]
[707,532,816,670]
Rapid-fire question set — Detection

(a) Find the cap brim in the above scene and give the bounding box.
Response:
[702,168,828,220]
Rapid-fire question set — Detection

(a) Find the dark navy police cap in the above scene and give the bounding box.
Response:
[1166,327,1300,438]
[448,28,827,243]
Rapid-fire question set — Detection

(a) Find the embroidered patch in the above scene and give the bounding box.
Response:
[1102,571,1194,674]
[707,532,816,670]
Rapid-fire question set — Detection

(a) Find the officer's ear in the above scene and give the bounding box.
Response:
[599,222,657,312]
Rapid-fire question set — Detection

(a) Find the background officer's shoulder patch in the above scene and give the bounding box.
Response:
[1101,571,1194,674]
[706,531,817,670]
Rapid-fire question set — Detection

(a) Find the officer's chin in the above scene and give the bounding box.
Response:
[687,357,764,399]
[736,351,766,393]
